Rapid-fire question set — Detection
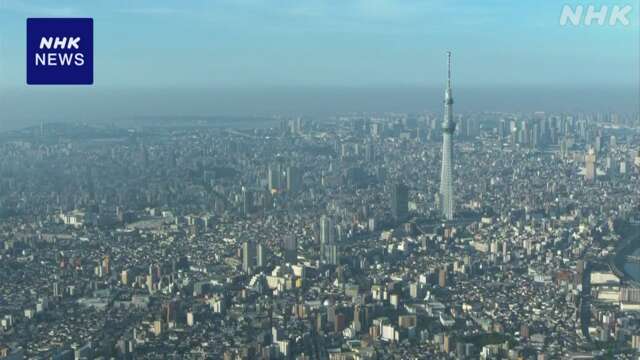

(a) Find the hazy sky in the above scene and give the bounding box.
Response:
[0,0,638,128]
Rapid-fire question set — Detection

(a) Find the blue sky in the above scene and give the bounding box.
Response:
[0,0,638,88]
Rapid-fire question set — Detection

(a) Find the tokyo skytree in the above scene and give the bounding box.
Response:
[440,51,456,221]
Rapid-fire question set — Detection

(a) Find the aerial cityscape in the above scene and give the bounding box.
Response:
[1,1,639,359]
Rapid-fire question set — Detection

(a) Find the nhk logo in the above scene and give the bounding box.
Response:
[36,37,85,66]
[27,18,93,85]
[559,4,634,26]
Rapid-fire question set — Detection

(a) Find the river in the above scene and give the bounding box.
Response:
[618,224,640,283]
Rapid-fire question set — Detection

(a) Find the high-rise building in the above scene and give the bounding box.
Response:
[440,52,456,221]
[286,166,302,193]
[53,281,60,298]
[320,215,338,264]
[162,300,177,325]
[391,182,409,222]
[283,234,297,263]
[620,161,627,175]
[353,304,363,332]
[585,147,597,181]
[364,142,375,162]
[242,240,256,273]
[268,164,282,192]
[320,215,335,246]
[325,244,338,265]
[256,242,266,268]
[443,334,451,353]
[241,187,253,216]
[102,255,110,275]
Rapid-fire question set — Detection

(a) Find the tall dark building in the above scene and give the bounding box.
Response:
[242,240,256,273]
[319,215,338,265]
[286,166,302,193]
[283,234,297,263]
[391,182,409,221]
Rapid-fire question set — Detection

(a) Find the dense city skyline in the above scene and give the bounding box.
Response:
[1,1,640,359]
[1,104,639,359]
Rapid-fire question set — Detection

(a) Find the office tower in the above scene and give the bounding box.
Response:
[102,255,110,275]
[283,234,297,263]
[256,243,265,268]
[325,244,338,265]
[268,164,282,192]
[53,281,60,298]
[320,215,337,264]
[353,304,363,332]
[241,187,252,216]
[162,300,177,324]
[242,240,256,273]
[635,150,640,171]
[286,166,302,193]
[594,135,602,153]
[498,118,508,139]
[443,334,451,353]
[532,122,540,148]
[440,52,456,221]
[605,156,614,175]
[320,215,335,246]
[364,142,374,162]
[390,182,409,222]
[585,147,597,181]
[620,161,627,175]
[410,282,421,299]
[335,224,345,243]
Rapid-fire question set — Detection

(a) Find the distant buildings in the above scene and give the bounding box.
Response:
[585,147,597,181]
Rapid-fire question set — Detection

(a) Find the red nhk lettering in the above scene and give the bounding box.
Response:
[35,36,84,67]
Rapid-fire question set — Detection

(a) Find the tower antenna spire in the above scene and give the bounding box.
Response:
[447,51,452,89]
[440,50,456,221]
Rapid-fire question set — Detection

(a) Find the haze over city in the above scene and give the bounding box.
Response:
[0,0,638,130]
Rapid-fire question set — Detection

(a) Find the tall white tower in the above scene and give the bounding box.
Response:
[440,52,456,221]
